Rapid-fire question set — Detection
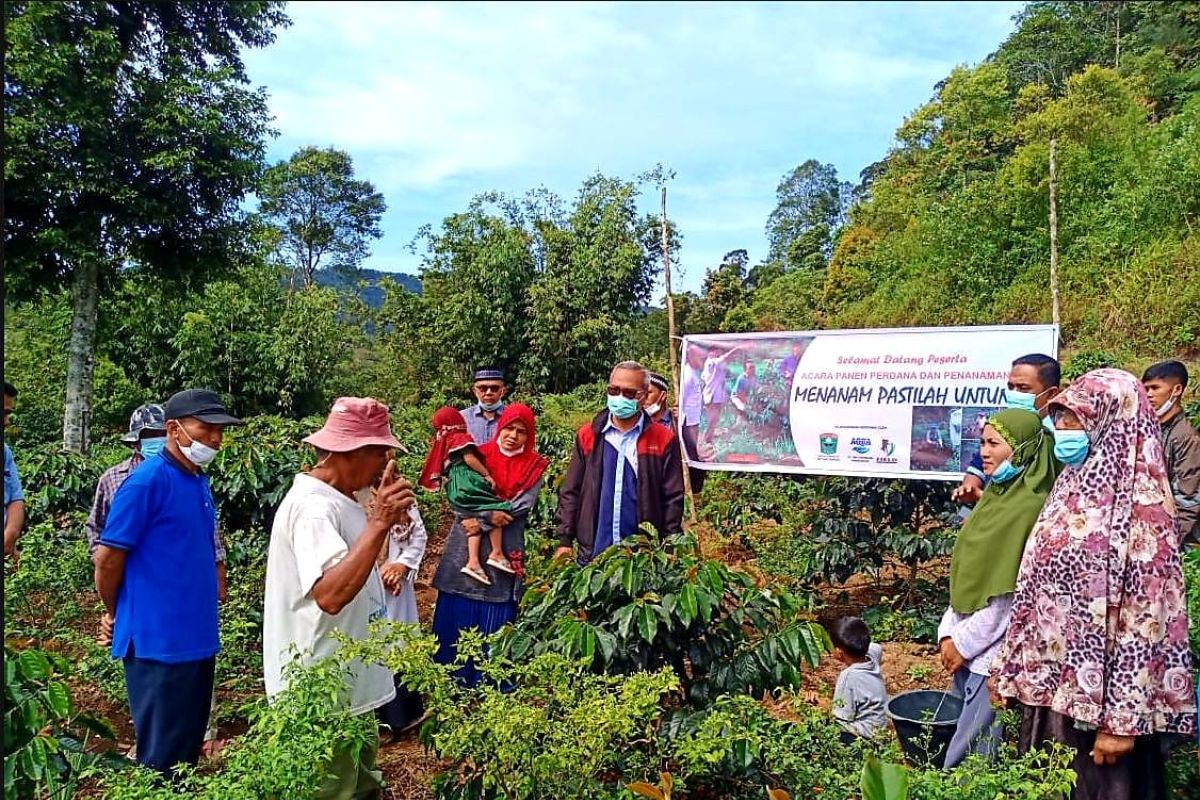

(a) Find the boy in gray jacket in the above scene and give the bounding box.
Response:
[830,617,887,741]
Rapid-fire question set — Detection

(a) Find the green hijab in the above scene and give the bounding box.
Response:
[949,409,1061,614]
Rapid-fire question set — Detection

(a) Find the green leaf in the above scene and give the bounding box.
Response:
[44,681,71,719]
[860,756,909,800]
[18,650,51,681]
[637,605,659,644]
[621,558,638,595]
[614,605,637,639]
[678,583,698,626]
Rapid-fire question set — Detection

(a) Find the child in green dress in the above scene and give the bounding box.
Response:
[419,407,513,584]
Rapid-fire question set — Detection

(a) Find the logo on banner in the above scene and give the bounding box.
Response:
[850,437,872,454]
[819,433,838,455]
[876,438,899,465]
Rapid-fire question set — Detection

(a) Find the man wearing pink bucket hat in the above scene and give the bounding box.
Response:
[263,397,415,799]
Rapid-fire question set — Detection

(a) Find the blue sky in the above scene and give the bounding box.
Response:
[242,1,1026,295]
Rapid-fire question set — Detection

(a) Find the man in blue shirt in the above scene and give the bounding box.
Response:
[462,367,508,445]
[4,381,25,562]
[94,388,242,775]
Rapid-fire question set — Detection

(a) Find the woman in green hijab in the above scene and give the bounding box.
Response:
[937,409,1061,767]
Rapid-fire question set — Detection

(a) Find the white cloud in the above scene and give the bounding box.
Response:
[242,0,1024,291]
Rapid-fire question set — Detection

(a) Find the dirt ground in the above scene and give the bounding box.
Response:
[56,512,953,796]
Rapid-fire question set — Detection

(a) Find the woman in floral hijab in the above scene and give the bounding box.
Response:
[992,369,1196,800]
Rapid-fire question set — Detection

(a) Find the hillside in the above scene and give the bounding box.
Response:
[677,2,1200,365]
[312,266,421,307]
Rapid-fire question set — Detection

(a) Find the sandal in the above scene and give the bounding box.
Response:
[486,556,515,574]
[461,565,491,585]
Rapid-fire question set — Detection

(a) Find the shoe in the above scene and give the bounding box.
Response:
[461,565,491,585]
[487,556,515,574]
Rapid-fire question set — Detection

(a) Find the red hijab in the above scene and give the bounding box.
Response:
[478,403,549,500]
[418,406,477,491]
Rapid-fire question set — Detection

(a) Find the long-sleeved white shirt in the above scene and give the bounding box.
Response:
[937,594,1014,676]
[383,506,428,625]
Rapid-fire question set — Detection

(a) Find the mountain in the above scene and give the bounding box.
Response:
[313,267,421,308]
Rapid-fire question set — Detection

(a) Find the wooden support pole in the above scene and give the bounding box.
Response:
[1049,138,1061,327]
[661,186,698,523]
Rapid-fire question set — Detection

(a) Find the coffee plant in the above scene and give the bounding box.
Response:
[493,532,829,706]
[4,646,121,800]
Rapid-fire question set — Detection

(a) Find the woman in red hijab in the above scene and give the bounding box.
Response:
[478,403,549,500]
[431,402,549,686]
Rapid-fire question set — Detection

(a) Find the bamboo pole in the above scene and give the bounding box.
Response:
[661,186,697,523]
[1049,138,1061,327]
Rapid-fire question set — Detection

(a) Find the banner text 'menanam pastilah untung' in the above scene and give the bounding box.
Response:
[678,325,1059,481]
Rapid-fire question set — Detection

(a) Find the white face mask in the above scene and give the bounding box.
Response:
[1156,394,1178,418]
[176,424,219,467]
[645,402,662,416]
[498,444,525,457]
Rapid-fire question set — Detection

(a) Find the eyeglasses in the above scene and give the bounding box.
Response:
[606,385,644,400]
[475,384,505,395]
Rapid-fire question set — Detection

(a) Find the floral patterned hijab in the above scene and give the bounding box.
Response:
[993,369,1195,736]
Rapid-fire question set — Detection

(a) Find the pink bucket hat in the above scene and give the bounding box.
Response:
[303,397,402,452]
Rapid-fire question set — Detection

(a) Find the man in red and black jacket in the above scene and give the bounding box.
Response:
[555,361,686,565]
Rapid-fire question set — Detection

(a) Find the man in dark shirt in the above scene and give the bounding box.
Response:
[555,361,685,565]
[1143,361,1199,546]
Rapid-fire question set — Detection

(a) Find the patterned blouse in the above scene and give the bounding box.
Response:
[992,370,1196,737]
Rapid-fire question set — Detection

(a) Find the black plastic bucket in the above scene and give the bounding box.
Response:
[885,690,963,768]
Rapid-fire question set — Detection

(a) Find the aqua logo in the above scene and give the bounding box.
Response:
[850,437,871,454]
[819,433,838,455]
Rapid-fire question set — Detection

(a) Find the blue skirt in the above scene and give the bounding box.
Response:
[431,592,517,687]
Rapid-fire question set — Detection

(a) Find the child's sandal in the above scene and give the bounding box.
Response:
[461,565,491,585]
[487,556,515,574]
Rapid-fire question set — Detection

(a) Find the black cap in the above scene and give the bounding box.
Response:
[163,389,243,426]
[473,367,506,382]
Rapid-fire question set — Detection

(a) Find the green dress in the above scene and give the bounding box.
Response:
[444,452,511,514]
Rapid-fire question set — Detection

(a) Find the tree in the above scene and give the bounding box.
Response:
[416,205,537,394]
[4,1,287,451]
[256,146,386,289]
[764,160,851,270]
[523,174,665,392]
[690,250,753,333]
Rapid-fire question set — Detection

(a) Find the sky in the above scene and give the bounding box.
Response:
[242,1,1026,296]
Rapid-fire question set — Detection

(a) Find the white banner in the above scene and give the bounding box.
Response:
[678,325,1059,481]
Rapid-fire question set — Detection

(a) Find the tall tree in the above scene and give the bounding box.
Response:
[4,1,286,451]
[416,204,537,393]
[256,146,386,289]
[524,174,665,392]
[764,160,852,270]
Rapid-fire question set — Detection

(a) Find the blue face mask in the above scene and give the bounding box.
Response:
[1005,386,1056,413]
[991,459,1024,483]
[1053,429,1090,467]
[606,394,640,420]
[1004,388,1037,411]
[1042,415,1056,434]
[479,400,504,412]
[140,437,166,458]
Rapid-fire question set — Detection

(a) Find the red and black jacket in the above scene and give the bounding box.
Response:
[556,409,685,561]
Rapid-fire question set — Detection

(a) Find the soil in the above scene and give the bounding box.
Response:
[44,509,954,798]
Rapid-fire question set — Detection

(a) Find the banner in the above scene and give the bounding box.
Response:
[679,325,1059,481]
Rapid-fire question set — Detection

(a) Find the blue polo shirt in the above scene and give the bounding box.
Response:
[99,451,220,663]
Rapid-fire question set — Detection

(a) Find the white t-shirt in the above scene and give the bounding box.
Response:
[262,473,395,715]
